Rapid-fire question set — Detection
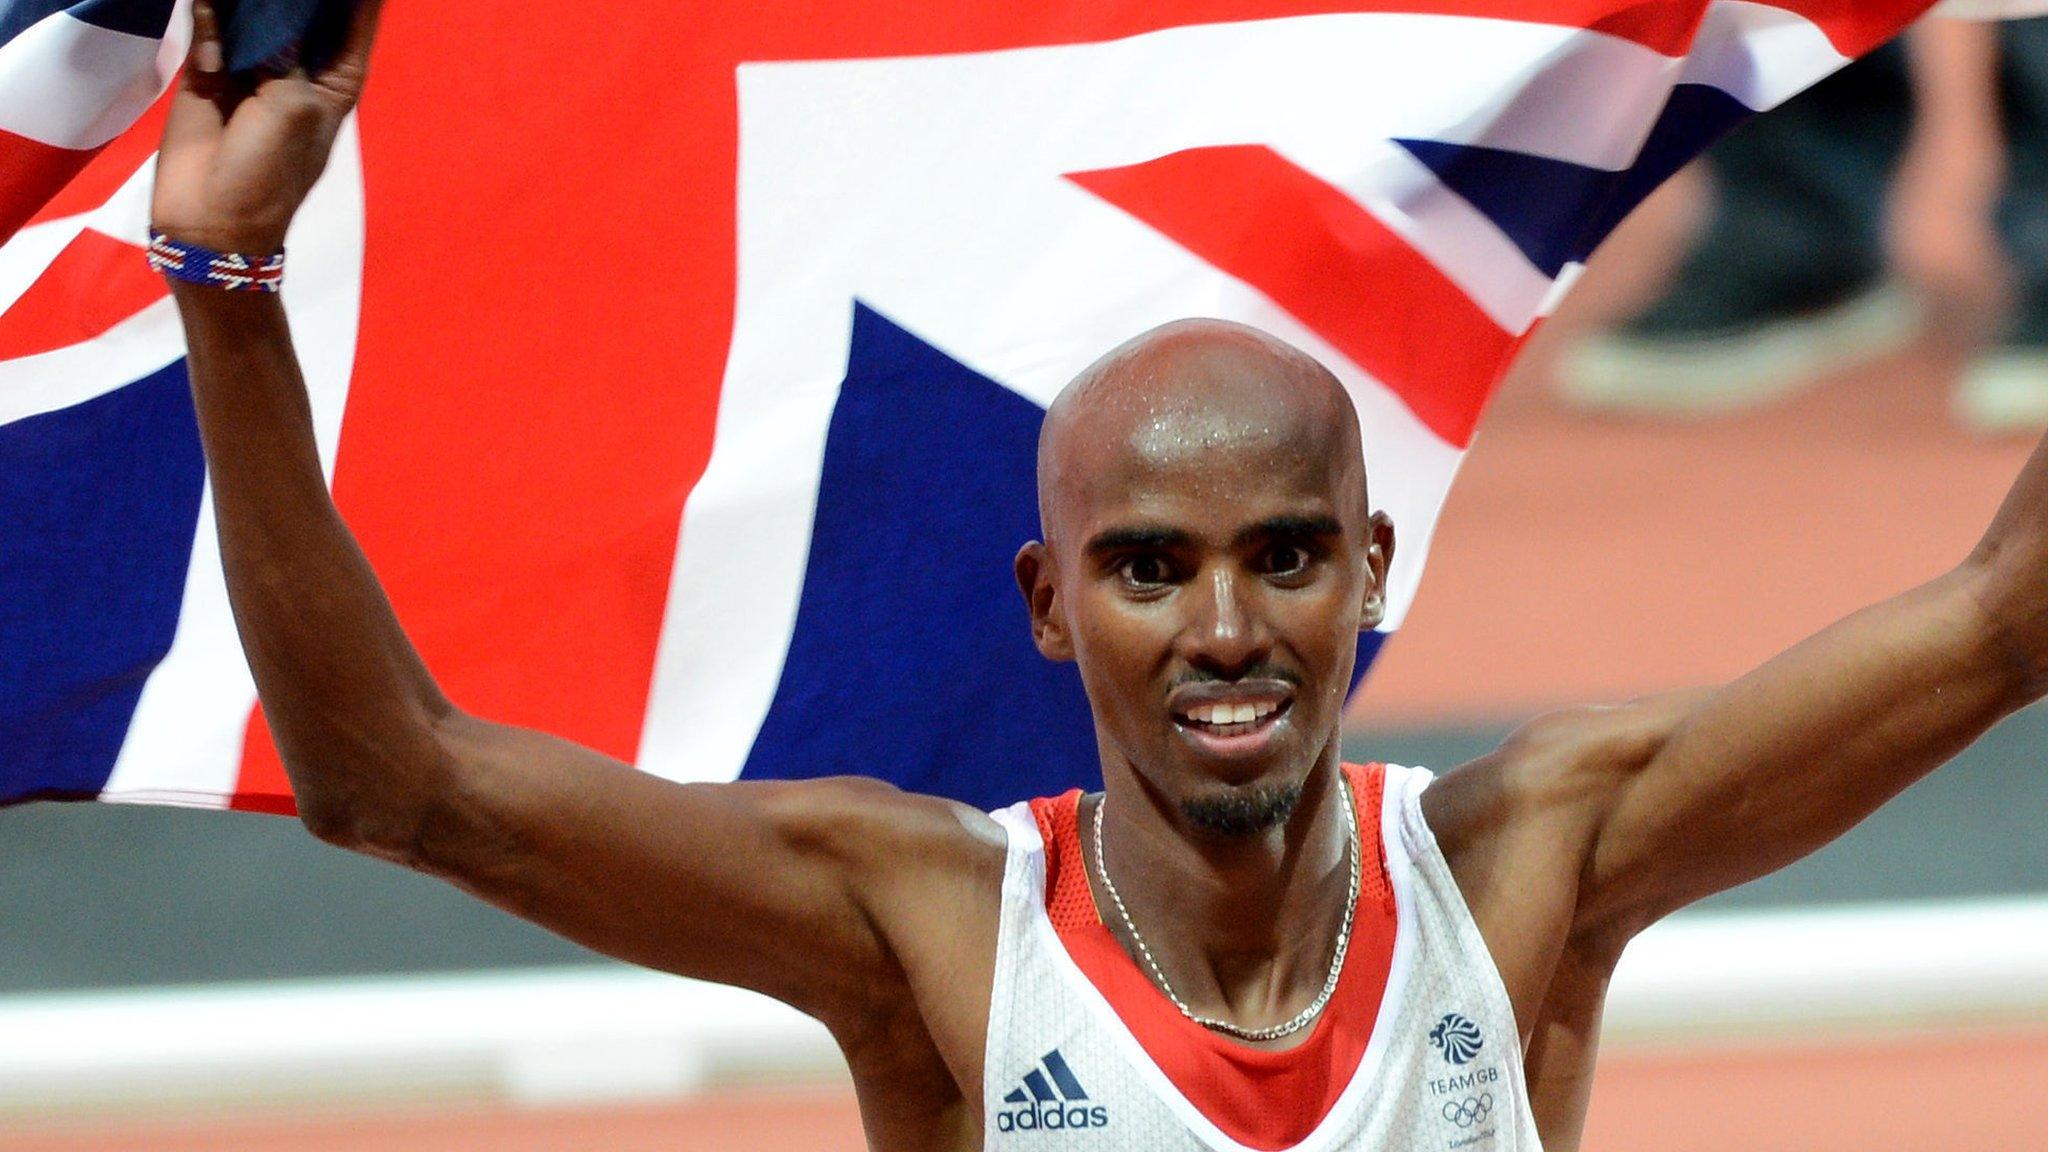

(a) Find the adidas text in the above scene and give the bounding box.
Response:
[996,1102,1111,1132]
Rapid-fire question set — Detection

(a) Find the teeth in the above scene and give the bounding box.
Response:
[1186,701,1280,726]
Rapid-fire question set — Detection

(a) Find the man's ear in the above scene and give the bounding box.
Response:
[1014,541,1075,661]
[1359,510,1396,632]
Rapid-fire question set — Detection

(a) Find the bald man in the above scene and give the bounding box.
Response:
[151,7,2048,1150]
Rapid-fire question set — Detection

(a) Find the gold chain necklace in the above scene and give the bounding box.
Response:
[1089,774,1359,1043]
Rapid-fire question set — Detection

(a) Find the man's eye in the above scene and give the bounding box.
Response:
[1122,555,1171,586]
[1266,544,1308,575]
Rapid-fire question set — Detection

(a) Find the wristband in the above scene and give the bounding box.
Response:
[146,229,286,293]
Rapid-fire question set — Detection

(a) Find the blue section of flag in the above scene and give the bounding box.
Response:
[68,0,175,37]
[1,0,365,71]
[0,0,72,46]
[1351,629,1383,699]
[1574,83,1755,255]
[1395,82,1755,276]
[0,363,205,804]
[1392,137,1614,278]
[741,302,1388,810]
[223,0,316,68]
[740,302,1101,810]
[0,0,176,44]
[222,0,359,73]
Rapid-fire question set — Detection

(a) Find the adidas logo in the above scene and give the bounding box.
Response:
[995,1049,1111,1133]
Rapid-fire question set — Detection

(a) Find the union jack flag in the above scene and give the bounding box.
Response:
[0,0,1997,812]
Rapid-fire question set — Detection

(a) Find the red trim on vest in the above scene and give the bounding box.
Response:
[1028,763,1398,1150]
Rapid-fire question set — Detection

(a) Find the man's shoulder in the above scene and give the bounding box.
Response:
[750,777,1007,1102]
[1408,700,1704,1024]
[1419,694,1704,862]
[755,774,1009,877]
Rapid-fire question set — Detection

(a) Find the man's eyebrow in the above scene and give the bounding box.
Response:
[1084,525,1192,555]
[1233,514,1342,547]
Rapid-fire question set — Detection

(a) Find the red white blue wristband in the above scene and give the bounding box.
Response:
[146,229,285,293]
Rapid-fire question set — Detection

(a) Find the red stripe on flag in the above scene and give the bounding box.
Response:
[231,6,739,810]
[23,89,174,231]
[1068,145,1511,449]
[0,227,166,360]
[1768,0,1938,59]
[228,710,296,814]
[0,129,96,247]
[1579,1,1706,56]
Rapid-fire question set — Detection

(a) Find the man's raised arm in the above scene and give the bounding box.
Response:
[149,1,986,1029]
[1561,431,2048,942]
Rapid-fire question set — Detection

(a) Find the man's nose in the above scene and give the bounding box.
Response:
[1179,567,1267,675]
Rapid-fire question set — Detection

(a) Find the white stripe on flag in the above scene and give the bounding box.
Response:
[1318,18,1686,172]
[1303,141,1558,335]
[0,170,182,434]
[0,213,92,320]
[1680,1,1852,112]
[638,15,1500,785]
[0,1,187,151]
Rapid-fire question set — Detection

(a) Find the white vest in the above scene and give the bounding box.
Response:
[982,764,1543,1151]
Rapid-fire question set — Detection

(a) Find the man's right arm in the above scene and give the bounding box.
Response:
[156,3,983,1032]
[175,206,934,1025]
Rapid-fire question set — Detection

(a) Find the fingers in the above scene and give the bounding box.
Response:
[161,0,230,153]
[319,0,385,97]
[342,0,387,65]
[186,0,225,98]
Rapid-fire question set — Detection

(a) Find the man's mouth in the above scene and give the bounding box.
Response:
[1175,698,1288,735]
[1166,682,1295,757]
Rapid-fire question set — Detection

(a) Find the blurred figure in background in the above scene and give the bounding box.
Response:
[1553,18,2048,434]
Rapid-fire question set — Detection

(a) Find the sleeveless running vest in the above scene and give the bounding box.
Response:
[982,763,1543,1152]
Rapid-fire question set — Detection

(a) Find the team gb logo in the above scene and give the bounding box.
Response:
[1429,1012,1484,1065]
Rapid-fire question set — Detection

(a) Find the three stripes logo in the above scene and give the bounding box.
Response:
[996,1049,1110,1133]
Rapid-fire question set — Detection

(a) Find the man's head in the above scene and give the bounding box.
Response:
[1015,319,1394,837]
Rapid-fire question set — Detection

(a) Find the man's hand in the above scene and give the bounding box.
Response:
[150,0,381,254]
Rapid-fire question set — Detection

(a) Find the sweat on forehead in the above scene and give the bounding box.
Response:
[1035,319,1365,537]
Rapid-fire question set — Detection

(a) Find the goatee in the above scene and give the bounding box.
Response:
[1179,781,1303,836]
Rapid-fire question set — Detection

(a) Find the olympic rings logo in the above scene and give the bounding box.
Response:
[1442,1094,1493,1128]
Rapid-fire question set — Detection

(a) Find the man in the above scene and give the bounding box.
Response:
[154,3,2048,1149]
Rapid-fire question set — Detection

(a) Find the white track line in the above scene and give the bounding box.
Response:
[4,896,2046,1115]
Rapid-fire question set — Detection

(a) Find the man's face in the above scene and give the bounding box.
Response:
[1019,329,1391,835]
